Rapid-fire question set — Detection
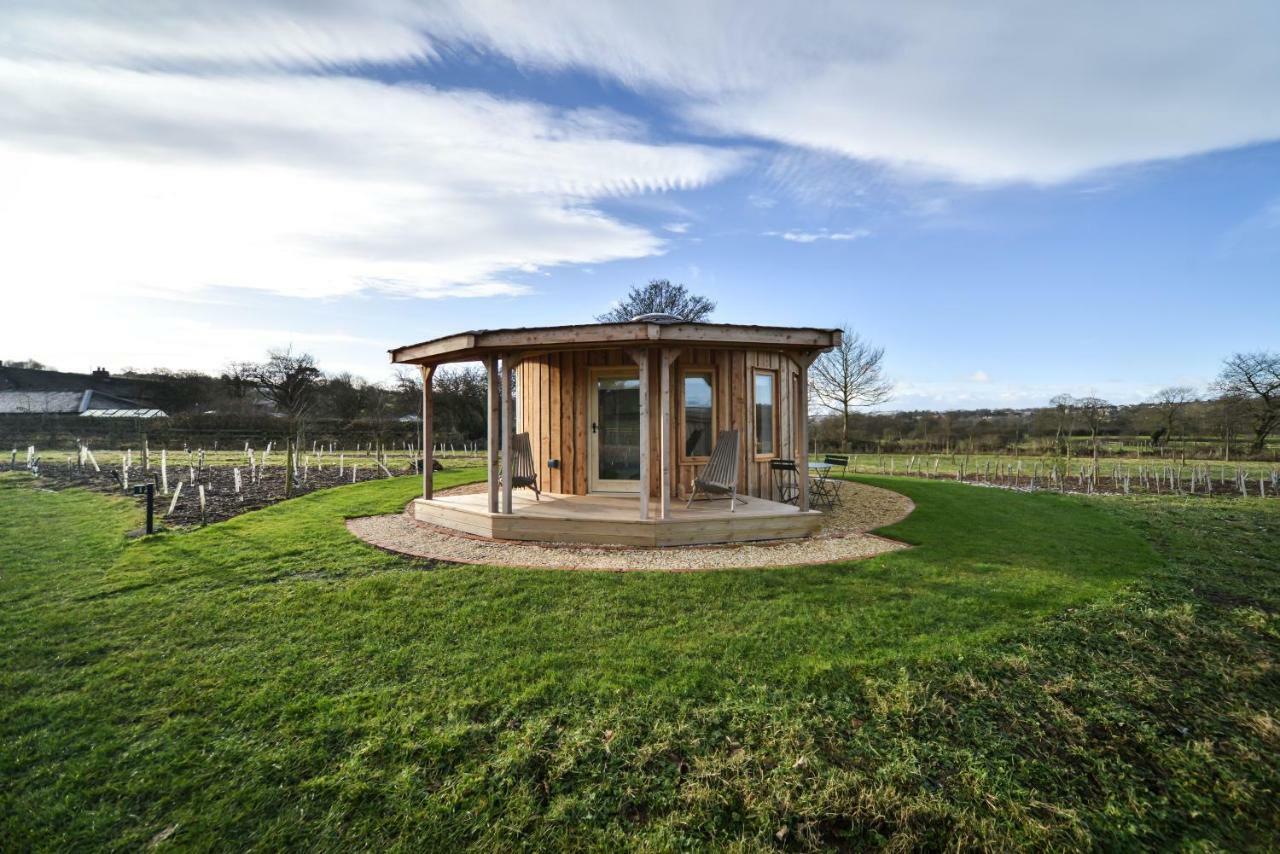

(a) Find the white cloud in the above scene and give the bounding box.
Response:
[970,370,990,382]
[0,44,741,308]
[663,222,691,233]
[412,1,1280,185]
[767,228,870,243]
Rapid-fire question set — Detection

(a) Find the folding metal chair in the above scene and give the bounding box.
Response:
[770,459,800,505]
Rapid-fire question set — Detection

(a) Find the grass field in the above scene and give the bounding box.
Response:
[2,471,1277,849]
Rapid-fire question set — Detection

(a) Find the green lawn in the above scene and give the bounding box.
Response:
[1,471,1276,849]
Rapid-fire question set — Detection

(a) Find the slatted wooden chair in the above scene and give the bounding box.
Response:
[686,429,746,511]
[503,431,541,500]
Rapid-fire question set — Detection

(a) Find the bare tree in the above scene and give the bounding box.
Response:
[244,348,321,496]
[1210,393,1250,462]
[1075,396,1111,463]
[1049,394,1075,455]
[939,412,954,455]
[1147,385,1198,451]
[596,279,715,322]
[809,327,892,451]
[1213,351,1280,454]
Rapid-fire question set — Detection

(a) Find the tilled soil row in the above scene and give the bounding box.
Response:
[10,459,419,527]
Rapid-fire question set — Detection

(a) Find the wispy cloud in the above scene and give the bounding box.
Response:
[766,228,870,244]
[412,1,1280,185]
[663,222,691,233]
[0,20,744,306]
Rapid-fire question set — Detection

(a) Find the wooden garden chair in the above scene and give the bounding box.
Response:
[502,432,541,500]
[686,430,746,511]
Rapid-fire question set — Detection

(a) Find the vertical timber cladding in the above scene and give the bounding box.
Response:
[515,346,796,499]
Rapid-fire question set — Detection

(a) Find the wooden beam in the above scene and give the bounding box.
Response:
[390,333,475,364]
[418,365,436,500]
[626,348,650,520]
[485,355,499,513]
[779,350,822,513]
[500,354,514,514]
[390,323,843,366]
[797,361,810,512]
[660,348,679,519]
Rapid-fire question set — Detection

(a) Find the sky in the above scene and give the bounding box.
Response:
[2,1,1278,410]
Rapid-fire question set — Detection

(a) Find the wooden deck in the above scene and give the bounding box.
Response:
[412,492,824,547]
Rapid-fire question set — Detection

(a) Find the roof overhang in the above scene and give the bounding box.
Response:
[391,322,842,366]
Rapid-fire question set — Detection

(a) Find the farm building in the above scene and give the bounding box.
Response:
[391,317,841,546]
[0,389,166,418]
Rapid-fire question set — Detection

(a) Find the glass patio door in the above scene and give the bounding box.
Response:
[588,371,642,493]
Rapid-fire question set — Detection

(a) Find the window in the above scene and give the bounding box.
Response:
[682,371,714,458]
[754,370,776,457]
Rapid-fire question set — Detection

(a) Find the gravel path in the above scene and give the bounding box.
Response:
[346,480,913,572]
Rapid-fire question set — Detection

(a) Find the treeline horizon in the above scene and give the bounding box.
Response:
[5,355,1277,461]
[810,397,1273,460]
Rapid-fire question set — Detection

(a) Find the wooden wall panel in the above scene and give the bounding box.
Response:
[513,345,801,500]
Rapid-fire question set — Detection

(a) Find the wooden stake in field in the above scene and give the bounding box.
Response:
[233,467,242,498]
[160,449,169,494]
[168,481,184,514]
[351,464,358,483]
[339,453,344,477]
[198,484,207,525]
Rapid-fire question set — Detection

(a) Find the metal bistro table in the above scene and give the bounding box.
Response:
[807,461,839,508]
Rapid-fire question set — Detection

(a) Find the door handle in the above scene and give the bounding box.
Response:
[591,422,599,434]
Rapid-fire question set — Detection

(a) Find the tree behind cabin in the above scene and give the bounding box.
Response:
[596,279,715,323]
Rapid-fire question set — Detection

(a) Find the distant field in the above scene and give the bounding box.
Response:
[823,451,1280,481]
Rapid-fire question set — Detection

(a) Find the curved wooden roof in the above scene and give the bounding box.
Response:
[391,321,842,366]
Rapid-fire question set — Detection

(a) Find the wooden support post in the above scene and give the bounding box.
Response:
[783,350,821,512]
[627,348,651,520]
[797,358,811,512]
[419,365,436,500]
[660,348,679,520]
[501,354,514,514]
[485,355,500,514]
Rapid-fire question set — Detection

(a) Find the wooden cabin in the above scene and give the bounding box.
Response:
[391,317,841,546]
